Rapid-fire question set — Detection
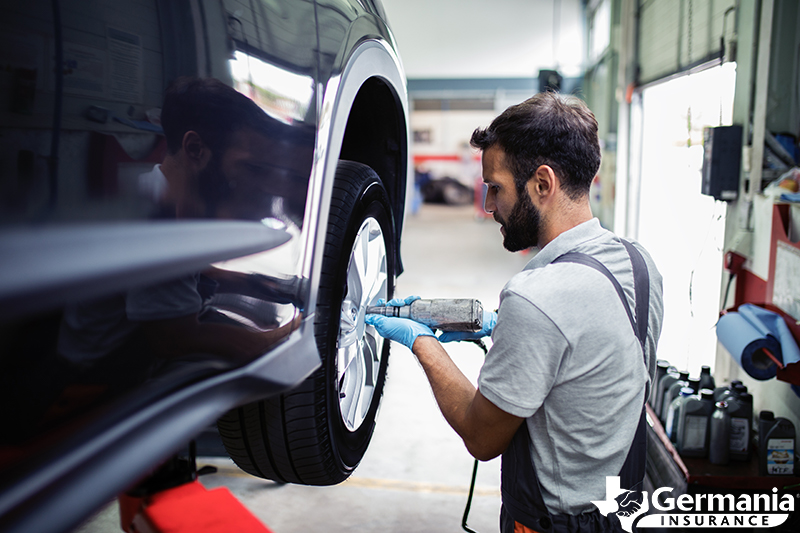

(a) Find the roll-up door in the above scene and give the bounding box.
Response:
[638,0,736,85]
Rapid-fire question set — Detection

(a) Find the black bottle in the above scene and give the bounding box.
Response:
[758,411,796,476]
[699,365,715,391]
[728,392,753,461]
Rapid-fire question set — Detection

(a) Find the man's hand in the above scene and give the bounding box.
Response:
[377,295,421,307]
[438,309,497,343]
[365,314,434,350]
[366,295,436,350]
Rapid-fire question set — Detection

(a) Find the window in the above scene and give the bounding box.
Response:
[634,63,737,374]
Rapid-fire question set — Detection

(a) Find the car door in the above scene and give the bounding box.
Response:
[0,1,321,531]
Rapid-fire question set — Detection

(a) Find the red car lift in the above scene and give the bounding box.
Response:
[119,443,272,533]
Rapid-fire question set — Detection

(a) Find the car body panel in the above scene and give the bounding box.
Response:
[307,38,409,316]
[0,0,408,530]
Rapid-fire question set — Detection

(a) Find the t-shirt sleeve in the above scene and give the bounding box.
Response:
[126,274,203,321]
[478,290,569,418]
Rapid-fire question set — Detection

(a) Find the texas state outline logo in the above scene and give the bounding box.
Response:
[591,476,795,531]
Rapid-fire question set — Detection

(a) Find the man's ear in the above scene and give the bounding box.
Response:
[526,165,557,201]
[181,131,210,166]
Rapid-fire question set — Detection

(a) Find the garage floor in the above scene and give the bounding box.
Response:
[75,202,531,533]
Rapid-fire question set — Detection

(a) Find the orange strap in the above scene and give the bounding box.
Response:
[514,521,541,533]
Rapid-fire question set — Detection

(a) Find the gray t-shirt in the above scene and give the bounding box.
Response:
[478,218,663,516]
[58,274,203,362]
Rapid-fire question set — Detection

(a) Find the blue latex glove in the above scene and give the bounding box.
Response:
[438,309,497,343]
[375,295,421,307]
[365,295,434,350]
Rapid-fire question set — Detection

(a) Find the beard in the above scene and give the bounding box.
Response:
[196,154,231,217]
[495,191,541,252]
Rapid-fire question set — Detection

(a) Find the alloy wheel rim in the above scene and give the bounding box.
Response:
[337,217,387,431]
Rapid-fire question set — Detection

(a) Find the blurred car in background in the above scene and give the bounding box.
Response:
[0,1,409,531]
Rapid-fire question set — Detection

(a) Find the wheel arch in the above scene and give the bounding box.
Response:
[339,75,408,276]
[311,39,410,295]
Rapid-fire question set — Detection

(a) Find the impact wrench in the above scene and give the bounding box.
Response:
[366,298,483,332]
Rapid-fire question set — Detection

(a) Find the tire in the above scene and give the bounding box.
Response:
[217,161,394,485]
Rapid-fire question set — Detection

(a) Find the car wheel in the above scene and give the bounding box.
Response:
[442,181,473,205]
[218,161,394,485]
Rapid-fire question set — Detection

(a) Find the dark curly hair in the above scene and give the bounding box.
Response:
[470,92,601,201]
[161,76,284,156]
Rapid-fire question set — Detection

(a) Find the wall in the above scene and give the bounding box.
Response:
[379,0,584,79]
[411,109,492,184]
[584,0,622,229]
[379,0,588,208]
[406,79,561,189]
[600,0,800,427]
[715,0,800,430]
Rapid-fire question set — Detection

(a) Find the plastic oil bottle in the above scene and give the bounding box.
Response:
[661,371,690,423]
[665,387,693,444]
[758,411,796,476]
[655,366,679,418]
[677,389,715,457]
[651,360,671,409]
[699,365,715,391]
[728,391,754,461]
[709,400,731,465]
[713,380,743,402]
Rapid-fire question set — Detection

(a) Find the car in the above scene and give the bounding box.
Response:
[0,1,410,531]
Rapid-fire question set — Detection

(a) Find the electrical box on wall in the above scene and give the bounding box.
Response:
[702,125,743,201]
[538,70,562,93]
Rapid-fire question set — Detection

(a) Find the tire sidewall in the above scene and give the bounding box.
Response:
[316,166,395,476]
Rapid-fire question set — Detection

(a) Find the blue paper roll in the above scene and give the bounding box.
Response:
[716,311,783,380]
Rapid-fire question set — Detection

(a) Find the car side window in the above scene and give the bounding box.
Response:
[0,0,316,228]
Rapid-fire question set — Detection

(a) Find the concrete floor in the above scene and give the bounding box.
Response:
[74,203,531,533]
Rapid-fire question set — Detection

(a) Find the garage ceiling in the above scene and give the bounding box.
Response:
[379,0,584,79]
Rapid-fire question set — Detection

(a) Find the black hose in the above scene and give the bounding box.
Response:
[461,459,480,533]
[461,338,488,533]
[721,272,735,311]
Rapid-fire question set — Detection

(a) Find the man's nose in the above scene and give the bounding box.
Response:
[483,188,495,214]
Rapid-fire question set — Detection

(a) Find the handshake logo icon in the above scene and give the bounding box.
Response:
[591,477,648,533]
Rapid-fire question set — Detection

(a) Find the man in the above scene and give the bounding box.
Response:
[367,92,664,532]
[149,76,312,224]
[122,77,306,362]
[58,78,303,377]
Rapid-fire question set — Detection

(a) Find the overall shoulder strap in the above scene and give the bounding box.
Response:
[621,240,650,350]
[552,239,650,354]
[553,239,652,492]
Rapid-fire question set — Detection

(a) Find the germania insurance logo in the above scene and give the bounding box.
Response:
[591,476,795,531]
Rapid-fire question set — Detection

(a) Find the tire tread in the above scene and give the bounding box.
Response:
[218,161,393,485]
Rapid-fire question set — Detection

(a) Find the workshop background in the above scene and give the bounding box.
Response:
[76,0,800,531]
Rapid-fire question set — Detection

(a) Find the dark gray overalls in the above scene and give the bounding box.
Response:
[500,240,650,533]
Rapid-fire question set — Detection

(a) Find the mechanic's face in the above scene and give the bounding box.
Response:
[195,150,227,216]
[482,146,541,251]
[191,128,278,219]
[212,127,313,221]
